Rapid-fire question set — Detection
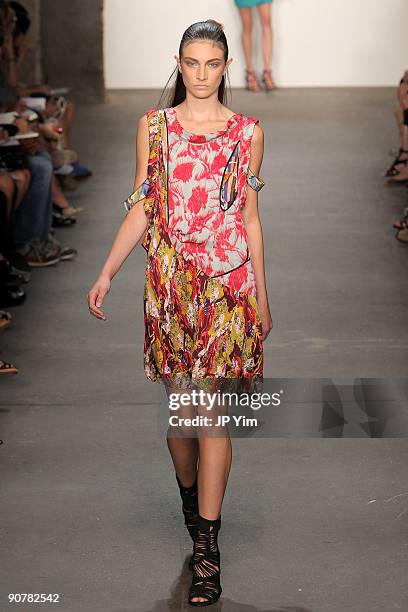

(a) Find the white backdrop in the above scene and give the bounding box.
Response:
[104,0,408,88]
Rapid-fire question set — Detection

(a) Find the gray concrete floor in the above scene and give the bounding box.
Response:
[1,88,408,611]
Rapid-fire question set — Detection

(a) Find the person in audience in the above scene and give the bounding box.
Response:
[0,1,95,377]
[0,77,78,267]
[0,1,91,175]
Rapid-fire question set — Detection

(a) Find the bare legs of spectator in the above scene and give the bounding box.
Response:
[51,175,70,210]
[0,171,24,220]
[10,170,31,209]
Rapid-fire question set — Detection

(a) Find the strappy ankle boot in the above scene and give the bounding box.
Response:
[176,473,199,567]
[176,473,199,540]
[188,514,222,607]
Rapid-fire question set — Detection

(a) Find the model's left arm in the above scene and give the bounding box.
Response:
[241,123,273,340]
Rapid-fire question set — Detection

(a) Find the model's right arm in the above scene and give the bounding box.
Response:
[87,114,150,321]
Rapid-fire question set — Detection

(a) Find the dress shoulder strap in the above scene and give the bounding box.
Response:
[123,109,165,212]
[239,116,266,193]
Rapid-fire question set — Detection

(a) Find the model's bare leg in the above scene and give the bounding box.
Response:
[257,2,277,89]
[197,436,232,519]
[257,2,273,71]
[165,384,198,485]
[238,7,255,71]
[194,390,231,519]
[186,391,229,604]
[237,7,261,91]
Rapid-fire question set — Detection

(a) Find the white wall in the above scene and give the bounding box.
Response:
[104,0,408,88]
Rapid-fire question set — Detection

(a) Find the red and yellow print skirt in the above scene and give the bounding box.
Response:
[143,226,264,392]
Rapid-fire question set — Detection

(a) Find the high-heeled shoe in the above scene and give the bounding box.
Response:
[245,69,261,92]
[188,514,222,607]
[262,69,277,91]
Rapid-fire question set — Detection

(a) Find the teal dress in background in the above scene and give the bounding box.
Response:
[235,0,273,7]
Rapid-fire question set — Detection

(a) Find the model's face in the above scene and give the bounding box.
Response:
[175,41,232,98]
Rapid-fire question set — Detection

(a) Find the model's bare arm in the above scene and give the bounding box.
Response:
[87,115,150,320]
[241,123,273,340]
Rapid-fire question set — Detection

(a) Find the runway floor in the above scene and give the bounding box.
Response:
[1,88,408,611]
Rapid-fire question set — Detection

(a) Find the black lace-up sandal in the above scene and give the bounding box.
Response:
[176,474,199,568]
[188,514,222,607]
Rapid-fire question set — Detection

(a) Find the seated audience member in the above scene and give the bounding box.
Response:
[0,78,77,267]
[0,1,91,175]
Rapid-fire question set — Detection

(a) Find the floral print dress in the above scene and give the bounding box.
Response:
[123,107,266,391]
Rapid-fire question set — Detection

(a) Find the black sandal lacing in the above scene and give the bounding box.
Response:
[189,514,222,607]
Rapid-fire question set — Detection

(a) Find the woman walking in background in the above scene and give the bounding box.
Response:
[88,18,272,606]
[235,0,277,92]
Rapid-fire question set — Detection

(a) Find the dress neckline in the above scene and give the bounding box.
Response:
[167,106,242,143]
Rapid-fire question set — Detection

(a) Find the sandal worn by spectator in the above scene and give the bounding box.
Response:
[0,359,18,374]
[54,204,83,218]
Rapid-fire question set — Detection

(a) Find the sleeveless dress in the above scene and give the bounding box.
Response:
[123,106,266,391]
[235,0,273,8]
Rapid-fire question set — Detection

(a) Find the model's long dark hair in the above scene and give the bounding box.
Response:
[157,19,232,109]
